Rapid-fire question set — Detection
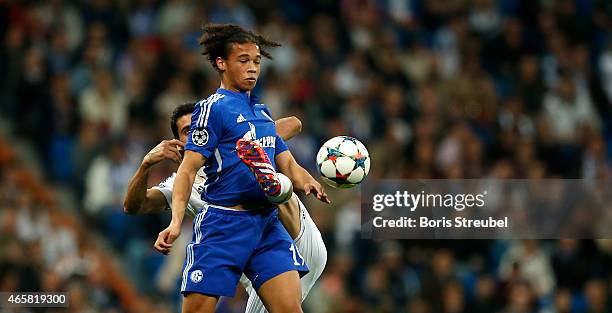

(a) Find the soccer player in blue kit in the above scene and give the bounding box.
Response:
[153,24,330,313]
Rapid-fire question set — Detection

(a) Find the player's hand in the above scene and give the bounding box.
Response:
[143,139,184,167]
[304,181,331,204]
[154,223,181,255]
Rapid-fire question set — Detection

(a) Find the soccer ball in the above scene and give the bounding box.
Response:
[316,136,370,188]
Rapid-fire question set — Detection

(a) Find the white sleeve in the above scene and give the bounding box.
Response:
[152,173,200,219]
[152,173,175,211]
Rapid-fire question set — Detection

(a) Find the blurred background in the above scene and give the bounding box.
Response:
[1,0,612,312]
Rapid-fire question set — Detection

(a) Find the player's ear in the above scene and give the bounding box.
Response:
[216,57,226,72]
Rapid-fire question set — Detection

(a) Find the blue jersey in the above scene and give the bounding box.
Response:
[185,88,289,208]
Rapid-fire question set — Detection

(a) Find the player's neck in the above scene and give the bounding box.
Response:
[219,81,250,96]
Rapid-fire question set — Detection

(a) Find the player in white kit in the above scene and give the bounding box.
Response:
[124,103,327,312]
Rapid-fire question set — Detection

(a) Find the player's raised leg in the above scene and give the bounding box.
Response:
[236,138,293,204]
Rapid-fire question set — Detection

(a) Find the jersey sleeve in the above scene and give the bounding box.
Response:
[275,134,289,156]
[261,106,275,122]
[151,173,199,219]
[151,173,175,211]
[186,98,225,159]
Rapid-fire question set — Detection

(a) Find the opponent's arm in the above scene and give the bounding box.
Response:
[154,150,205,254]
[123,167,167,215]
[275,116,302,141]
[276,151,330,204]
[123,140,183,215]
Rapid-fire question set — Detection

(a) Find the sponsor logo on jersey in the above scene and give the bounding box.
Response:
[255,136,276,149]
[242,123,275,148]
[243,122,257,140]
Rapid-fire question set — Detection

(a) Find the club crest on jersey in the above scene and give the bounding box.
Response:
[192,128,208,146]
[190,270,203,283]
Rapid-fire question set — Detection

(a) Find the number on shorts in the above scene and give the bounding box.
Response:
[289,243,305,266]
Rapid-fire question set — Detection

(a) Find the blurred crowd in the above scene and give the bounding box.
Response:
[0,139,171,313]
[1,0,612,312]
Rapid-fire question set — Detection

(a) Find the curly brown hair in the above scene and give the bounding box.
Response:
[199,23,281,72]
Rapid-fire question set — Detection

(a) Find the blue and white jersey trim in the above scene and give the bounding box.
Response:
[197,93,225,128]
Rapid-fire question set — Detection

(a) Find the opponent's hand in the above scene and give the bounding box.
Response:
[143,139,184,167]
[304,180,331,204]
[154,223,181,255]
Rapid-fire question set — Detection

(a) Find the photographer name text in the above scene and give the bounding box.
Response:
[372,216,508,228]
[371,190,508,229]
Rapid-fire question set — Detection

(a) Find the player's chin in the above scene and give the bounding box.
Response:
[243,79,257,89]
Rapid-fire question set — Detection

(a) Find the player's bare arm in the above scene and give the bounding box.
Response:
[275,116,302,141]
[123,139,184,215]
[154,150,204,254]
[275,151,330,204]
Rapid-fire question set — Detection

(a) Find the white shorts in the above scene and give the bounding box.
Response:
[240,196,328,313]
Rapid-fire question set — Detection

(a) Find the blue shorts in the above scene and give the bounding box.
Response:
[180,206,309,297]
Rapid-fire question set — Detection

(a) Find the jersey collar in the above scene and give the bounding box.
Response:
[217,88,260,106]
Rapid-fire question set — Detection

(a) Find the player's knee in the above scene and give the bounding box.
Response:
[268,173,293,204]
